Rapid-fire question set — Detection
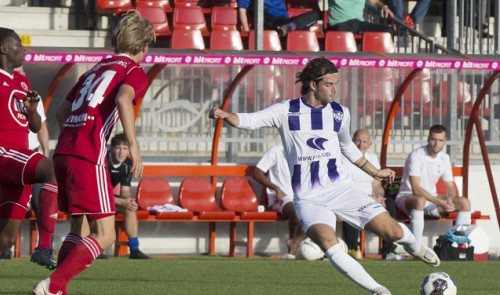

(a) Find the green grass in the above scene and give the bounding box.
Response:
[1,256,498,294]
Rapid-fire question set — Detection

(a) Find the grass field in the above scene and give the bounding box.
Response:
[1,256,499,294]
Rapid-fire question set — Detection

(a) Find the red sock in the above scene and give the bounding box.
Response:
[49,236,103,293]
[36,183,58,249]
[57,233,82,267]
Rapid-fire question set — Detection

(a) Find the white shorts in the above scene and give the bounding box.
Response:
[294,186,387,233]
[396,193,441,217]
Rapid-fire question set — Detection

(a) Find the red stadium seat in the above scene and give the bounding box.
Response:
[436,178,459,196]
[220,178,278,257]
[248,30,282,50]
[210,30,243,50]
[136,6,171,37]
[362,31,395,53]
[173,7,210,36]
[211,6,238,31]
[286,30,320,52]
[136,0,173,13]
[324,31,358,52]
[173,0,211,13]
[178,177,235,219]
[171,29,205,49]
[97,0,134,16]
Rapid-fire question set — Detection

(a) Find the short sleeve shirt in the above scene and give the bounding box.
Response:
[107,151,133,188]
[256,144,293,204]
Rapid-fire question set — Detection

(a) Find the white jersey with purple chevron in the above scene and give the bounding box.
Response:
[237,98,362,200]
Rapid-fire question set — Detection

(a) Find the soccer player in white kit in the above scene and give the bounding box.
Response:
[210,58,440,294]
[395,124,471,245]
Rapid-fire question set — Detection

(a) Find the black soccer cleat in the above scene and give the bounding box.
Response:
[129,249,150,259]
[31,248,57,270]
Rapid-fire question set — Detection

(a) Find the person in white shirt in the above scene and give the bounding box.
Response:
[396,124,472,244]
[253,144,307,259]
[342,129,385,260]
[210,57,440,294]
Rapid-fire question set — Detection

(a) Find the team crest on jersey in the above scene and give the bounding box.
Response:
[306,137,328,150]
[333,111,343,122]
[20,81,28,91]
[9,90,29,127]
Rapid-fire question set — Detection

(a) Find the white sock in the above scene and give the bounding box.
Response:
[395,222,422,254]
[456,211,471,225]
[325,243,381,292]
[410,210,424,244]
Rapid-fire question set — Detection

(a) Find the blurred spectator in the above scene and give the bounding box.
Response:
[328,0,395,35]
[237,0,321,37]
[388,0,431,28]
[442,0,491,38]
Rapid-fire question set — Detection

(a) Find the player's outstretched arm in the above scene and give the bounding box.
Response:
[116,84,143,178]
[208,105,240,127]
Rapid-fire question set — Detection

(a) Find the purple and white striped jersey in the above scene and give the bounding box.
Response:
[238,97,362,200]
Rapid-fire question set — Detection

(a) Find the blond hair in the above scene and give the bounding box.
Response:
[111,10,155,55]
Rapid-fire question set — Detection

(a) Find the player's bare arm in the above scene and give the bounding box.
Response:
[409,175,455,211]
[116,84,143,178]
[354,156,395,183]
[209,105,240,127]
[120,185,138,211]
[24,89,42,133]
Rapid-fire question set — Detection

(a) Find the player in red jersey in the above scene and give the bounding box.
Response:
[0,28,58,269]
[32,11,155,295]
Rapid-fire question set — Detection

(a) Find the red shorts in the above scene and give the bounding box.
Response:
[53,154,115,221]
[0,146,43,219]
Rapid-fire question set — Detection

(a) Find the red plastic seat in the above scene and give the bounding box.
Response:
[210,30,243,50]
[173,0,211,13]
[96,0,134,15]
[136,0,173,13]
[221,178,277,220]
[178,177,235,219]
[136,177,193,220]
[220,178,277,258]
[173,7,210,36]
[324,31,358,52]
[171,29,205,49]
[248,30,282,51]
[436,178,459,196]
[136,6,171,37]
[362,31,395,53]
[286,30,320,52]
[211,6,238,31]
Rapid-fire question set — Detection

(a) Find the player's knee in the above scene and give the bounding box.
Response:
[456,197,471,210]
[382,222,404,241]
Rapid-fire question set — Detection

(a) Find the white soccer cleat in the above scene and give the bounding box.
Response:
[408,246,441,267]
[372,286,392,295]
[32,278,62,295]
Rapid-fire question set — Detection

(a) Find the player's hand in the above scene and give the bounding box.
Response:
[375,168,395,183]
[23,90,40,113]
[445,198,456,212]
[209,104,224,119]
[275,188,286,201]
[129,143,143,178]
[127,198,138,211]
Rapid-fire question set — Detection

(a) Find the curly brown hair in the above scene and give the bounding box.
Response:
[295,57,338,95]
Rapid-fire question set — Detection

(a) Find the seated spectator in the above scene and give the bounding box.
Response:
[237,0,321,37]
[388,0,431,28]
[328,0,395,36]
[396,124,472,245]
[342,129,386,260]
[107,133,150,259]
[253,144,307,259]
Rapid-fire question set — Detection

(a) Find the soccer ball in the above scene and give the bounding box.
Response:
[298,238,324,261]
[420,272,457,295]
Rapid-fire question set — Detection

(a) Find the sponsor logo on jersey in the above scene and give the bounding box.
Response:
[306,137,328,151]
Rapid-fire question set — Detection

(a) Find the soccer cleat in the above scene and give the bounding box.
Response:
[31,248,57,270]
[0,249,12,259]
[348,249,363,260]
[404,14,415,28]
[281,253,296,260]
[32,278,62,295]
[97,253,108,259]
[407,246,441,267]
[372,286,392,295]
[129,249,150,259]
[385,252,406,261]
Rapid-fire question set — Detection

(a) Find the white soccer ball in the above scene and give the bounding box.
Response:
[298,238,324,261]
[420,272,457,295]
